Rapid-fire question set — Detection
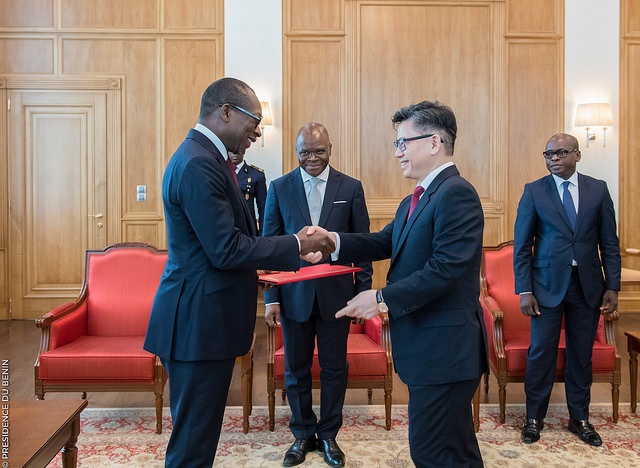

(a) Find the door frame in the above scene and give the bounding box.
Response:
[2,76,122,319]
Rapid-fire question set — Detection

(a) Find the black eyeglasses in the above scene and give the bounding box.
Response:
[393,134,436,151]
[542,148,579,160]
[298,149,328,159]
[221,103,262,127]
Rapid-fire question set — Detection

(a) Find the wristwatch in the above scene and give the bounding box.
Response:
[375,289,388,313]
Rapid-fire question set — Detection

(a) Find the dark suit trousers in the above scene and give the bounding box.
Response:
[161,357,235,468]
[525,268,601,420]
[407,378,483,468]
[280,296,351,440]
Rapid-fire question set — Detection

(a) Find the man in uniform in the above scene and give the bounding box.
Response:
[230,151,267,235]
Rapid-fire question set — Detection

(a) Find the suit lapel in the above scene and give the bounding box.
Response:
[544,175,574,233]
[288,169,313,226]
[390,165,458,267]
[318,167,341,227]
[575,173,589,234]
[188,129,256,235]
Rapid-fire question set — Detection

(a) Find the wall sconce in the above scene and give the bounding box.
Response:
[259,101,273,147]
[574,102,614,148]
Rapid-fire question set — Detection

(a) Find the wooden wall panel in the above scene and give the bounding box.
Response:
[359,3,492,201]
[0,38,54,73]
[0,0,54,28]
[0,250,6,319]
[123,221,162,247]
[62,38,159,217]
[61,0,158,30]
[164,0,222,30]
[623,0,640,35]
[507,0,560,35]
[506,40,562,233]
[289,0,343,33]
[286,38,343,173]
[164,39,220,166]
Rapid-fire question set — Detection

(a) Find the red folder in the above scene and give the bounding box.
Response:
[259,264,362,285]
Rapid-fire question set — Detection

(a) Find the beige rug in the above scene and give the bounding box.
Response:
[47,403,640,467]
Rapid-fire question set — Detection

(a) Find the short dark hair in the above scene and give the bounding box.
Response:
[391,101,457,155]
[199,77,254,120]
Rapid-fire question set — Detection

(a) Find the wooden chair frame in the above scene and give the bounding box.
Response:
[34,242,168,434]
[479,241,621,424]
[266,314,394,431]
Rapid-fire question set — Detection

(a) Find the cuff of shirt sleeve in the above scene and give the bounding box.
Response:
[330,232,341,262]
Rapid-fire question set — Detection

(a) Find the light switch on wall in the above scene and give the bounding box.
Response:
[137,185,146,202]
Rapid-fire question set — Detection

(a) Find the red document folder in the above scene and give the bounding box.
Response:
[259,264,362,285]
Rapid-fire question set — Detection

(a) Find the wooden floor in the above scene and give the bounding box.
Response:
[3,309,640,413]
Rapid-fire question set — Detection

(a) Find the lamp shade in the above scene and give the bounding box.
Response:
[260,101,273,126]
[574,102,613,127]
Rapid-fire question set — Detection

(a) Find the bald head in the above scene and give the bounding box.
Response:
[544,132,581,180]
[546,132,579,150]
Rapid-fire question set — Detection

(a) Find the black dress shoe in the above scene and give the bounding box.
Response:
[568,418,602,446]
[318,438,345,468]
[521,418,544,444]
[283,437,317,467]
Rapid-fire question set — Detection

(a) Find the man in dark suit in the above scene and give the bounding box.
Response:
[514,132,621,446]
[319,101,487,467]
[263,122,372,468]
[229,151,267,235]
[143,77,335,468]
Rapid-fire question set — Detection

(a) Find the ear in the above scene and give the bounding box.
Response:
[219,103,233,123]
[575,150,582,162]
[430,135,441,155]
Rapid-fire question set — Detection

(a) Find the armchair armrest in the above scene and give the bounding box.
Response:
[481,294,505,361]
[364,315,383,346]
[35,301,88,354]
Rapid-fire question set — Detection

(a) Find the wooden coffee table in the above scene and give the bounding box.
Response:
[7,399,88,467]
[626,331,640,413]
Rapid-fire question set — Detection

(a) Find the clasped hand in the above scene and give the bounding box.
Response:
[297,226,337,263]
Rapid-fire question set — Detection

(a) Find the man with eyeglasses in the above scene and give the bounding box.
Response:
[263,122,372,468]
[144,78,336,467]
[514,132,621,447]
[305,101,488,467]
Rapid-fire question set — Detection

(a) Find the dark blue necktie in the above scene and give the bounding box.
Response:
[562,181,576,229]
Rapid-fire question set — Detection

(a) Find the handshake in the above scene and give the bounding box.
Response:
[296,226,337,263]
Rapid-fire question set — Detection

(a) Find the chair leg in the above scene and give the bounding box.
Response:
[384,389,392,431]
[483,372,489,393]
[499,384,506,424]
[612,382,620,423]
[630,349,638,413]
[367,388,373,404]
[268,390,276,432]
[473,383,480,433]
[281,389,287,401]
[81,392,87,399]
[155,392,163,434]
[240,352,252,434]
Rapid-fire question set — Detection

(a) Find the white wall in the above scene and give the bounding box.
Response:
[565,0,620,214]
[225,0,283,185]
[225,0,622,213]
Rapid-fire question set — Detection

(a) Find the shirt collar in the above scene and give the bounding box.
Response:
[235,160,245,173]
[194,123,228,160]
[417,161,454,192]
[299,165,330,184]
[552,171,579,189]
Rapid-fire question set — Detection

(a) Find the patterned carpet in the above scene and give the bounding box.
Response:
[48,403,640,467]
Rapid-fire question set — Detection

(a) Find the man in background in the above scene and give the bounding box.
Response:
[144,77,335,467]
[263,122,372,468]
[229,150,267,235]
[327,101,487,467]
[514,132,621,446]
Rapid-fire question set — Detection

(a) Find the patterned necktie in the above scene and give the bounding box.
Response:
[308,178,323,226]
[562,181,576,229]
[225,156,238,186]
[407,185,425,220]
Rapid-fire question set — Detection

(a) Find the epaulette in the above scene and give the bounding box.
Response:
[249,164,264,173]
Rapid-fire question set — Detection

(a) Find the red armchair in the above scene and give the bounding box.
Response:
[34,243,169,434]
[267,315,393,431]
[480,241,620,424]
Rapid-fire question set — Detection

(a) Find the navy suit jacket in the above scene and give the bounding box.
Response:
[144,129,300,362]
[337,165,488,385]
[263,167,372,321]
[514,173,621,309]
[237,162,267,235]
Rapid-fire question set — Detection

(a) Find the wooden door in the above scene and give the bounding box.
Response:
[8,90,109,319]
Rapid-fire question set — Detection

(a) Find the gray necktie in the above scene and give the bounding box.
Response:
[308,178,323,226]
